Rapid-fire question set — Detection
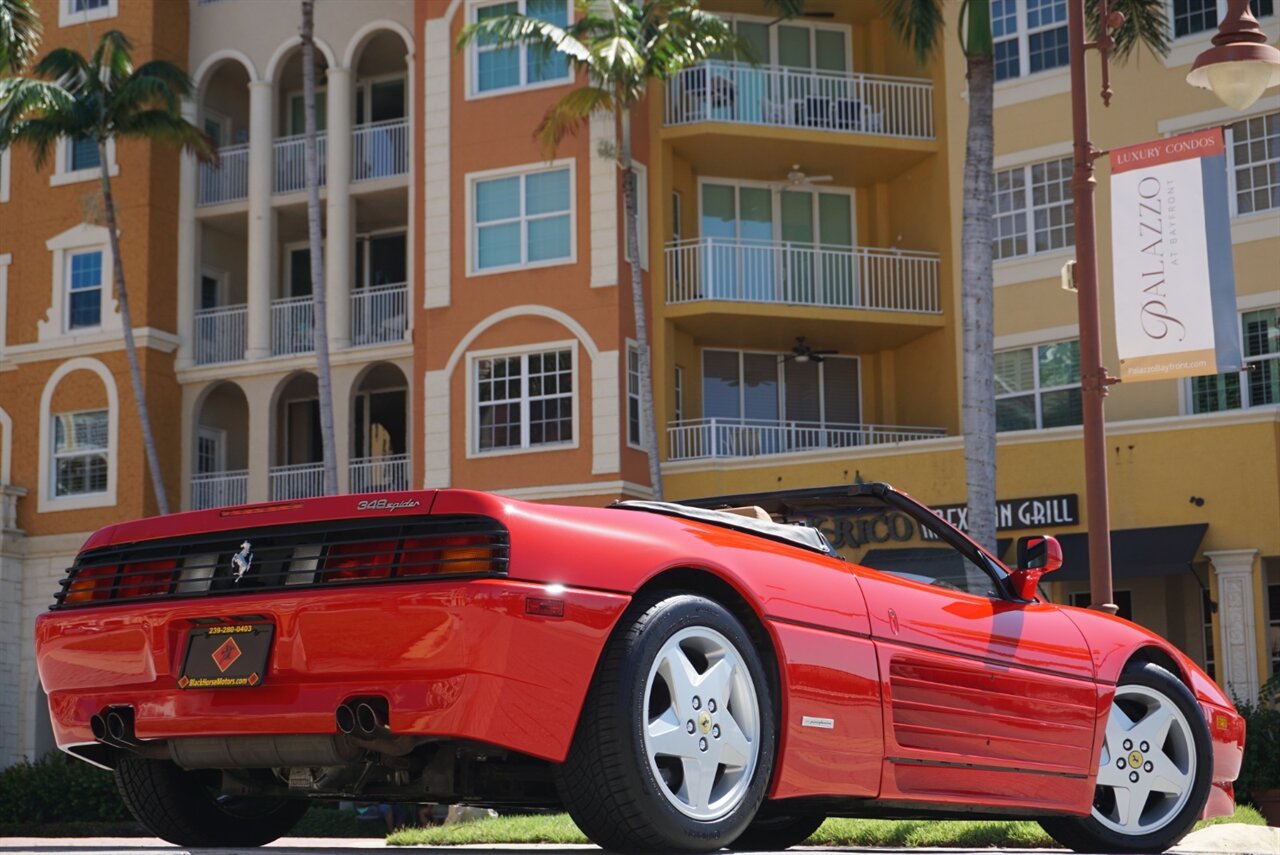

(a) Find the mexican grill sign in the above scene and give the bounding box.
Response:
[1110,128,1241,382]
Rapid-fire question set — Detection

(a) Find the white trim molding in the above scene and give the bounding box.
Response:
[465,157,577,277]
[37,357,119,513]
[1206,548,1261,704]
[423,13,452,309]
[589,111,618,288]
[0,254,10,363]
[38,224,121,343]
[593,348,621,473]
[58,0,117,28]
[0,148,9,203]
[464,339,581,459]
[993,67,1070,109]
[423,369,450,488]
[49,137,118,188]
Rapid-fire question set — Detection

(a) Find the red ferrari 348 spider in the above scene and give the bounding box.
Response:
[35,483,1242,853]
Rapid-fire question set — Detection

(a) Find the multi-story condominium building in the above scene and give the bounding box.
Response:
[0,0,1276,768]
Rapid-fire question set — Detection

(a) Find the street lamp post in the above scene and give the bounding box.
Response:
[1187,0,1280,109]
[1066,0,1121,613]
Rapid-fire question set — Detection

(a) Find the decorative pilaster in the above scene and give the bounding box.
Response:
[423,16,451,309]
[0,485,28,768]
[325,66,353,353]
[175,100,198,371]
[246,81,275,360]
[589,111,618,288]
[423,370,450,488]
[1207,548,1261,704]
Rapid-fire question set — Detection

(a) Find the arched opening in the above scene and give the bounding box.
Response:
[350,362,408,493]
[273,47,331,195]
[192,381,249,509]
[197,58,252,206]
[271,372,323,499]
[350,29,411,183]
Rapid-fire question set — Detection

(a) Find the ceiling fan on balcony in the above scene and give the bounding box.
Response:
[782,337,838,364]
[775,165,834,192]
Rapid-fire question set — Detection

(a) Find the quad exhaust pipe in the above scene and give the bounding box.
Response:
[92,707,139,747]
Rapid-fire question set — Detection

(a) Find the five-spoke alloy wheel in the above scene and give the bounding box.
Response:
[556,592,776,853]
[1040,662,1212,854]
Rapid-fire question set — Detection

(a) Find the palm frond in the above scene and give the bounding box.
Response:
[33,46,91,90]
[130,60,196,99]
[110,72,179,116]
[650,5,742,72]
[114,109,218,164]
[1089,0,1169,60]
[91,30,133,91]
[879,0,946,63]
[534,85,613,156]
[456,14,592,66]
[0,76,74,147]
[2,115,72,169]
[0,0,41,74]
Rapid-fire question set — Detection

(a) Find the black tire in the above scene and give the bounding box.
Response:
[555,592,777,853]
[730,813,826,850]
[114,757,308,847]
[1039,662,1213,854]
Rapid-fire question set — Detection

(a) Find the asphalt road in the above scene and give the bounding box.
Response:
[2,826,1279,855]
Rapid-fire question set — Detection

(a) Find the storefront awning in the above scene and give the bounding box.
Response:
[1051,524,1208,582]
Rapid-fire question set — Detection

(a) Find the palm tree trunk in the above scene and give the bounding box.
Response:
[98,143,170,515]
[619,107,662,500]
[960,55,996,552]
[302,0,338,496]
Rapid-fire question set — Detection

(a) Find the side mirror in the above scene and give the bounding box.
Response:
[1009,535,1063,600]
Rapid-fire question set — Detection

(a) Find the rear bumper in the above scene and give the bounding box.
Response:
[36,578,629,763]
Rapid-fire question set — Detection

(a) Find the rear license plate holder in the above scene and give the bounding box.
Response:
[178,623,273,689]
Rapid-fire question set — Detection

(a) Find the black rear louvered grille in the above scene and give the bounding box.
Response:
[51,515,508,610]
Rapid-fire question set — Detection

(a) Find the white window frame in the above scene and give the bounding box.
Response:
[50,136,118,187]
[717,12,854,72]
[1169,0,1275,42]
[51,409,110,498]
[993,154,1074,262]
[626,341,642,450]
[466,158,577,276]
[672,189,682,241]
[59,0,117,27]
[1225,109,1280,218]
[674,364,684,423]
[1184,303,1280,413]
[695,176,858,248]
[0,148,9,203]
[992,0,1070,82]
[994,338,1082,431]
[286,88,327,136]
[202,108,231,148]
[354,73,408,124]
[37,356,119,513]
[701,347,863,426]
[40,223,121,343]
[623,162,649,270]
[65,249,106,332]
[467,340,580,458]
[466,0,574,100]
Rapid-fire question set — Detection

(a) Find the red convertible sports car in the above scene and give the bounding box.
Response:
[36,482,1242,853]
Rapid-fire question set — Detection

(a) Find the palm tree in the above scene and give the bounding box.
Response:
[458,0,740,502]
[300,0,338,495]
[0,0,40,74]
[0,31,216,515]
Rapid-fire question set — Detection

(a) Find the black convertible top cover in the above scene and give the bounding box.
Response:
[611,500,837,556]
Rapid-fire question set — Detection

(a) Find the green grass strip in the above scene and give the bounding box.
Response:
[386,803,1265,847]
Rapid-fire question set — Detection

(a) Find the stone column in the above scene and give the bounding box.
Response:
[246,80,275,360]
[1207,548,1261,704]
[325,66,353,352]
[175,100,199,371]
[245,377,272,503]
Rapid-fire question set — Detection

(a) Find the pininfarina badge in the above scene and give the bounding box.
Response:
[231,541,253,583]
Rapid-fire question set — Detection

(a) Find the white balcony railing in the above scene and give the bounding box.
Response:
[665,61,934,140]
[270,462,325,500]
[667,418,947,461]
[193,304,247,365]
[198,143,249,206]
[274,131,327,195]
[190,470,248,510]
[350,454,410,494]
[271,295,315,357]
[351,282,408,347]
[352,118,409,182]
[666,237,940,314]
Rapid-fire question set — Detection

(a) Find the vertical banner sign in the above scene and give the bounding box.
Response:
[1110,128,1241,382]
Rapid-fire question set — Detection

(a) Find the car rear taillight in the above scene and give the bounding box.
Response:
[321,540,396,582]
[398,535,495,578]
[63,565,116,604]
[116,559,176,599]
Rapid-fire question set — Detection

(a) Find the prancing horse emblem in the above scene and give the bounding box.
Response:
[231,541,253,583]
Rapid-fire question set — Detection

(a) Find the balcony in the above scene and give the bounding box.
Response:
[270,462,325,500]
[193,304,247,365]
[271,295,315,357]
[274,131,328,195]
[352,119,409,182]
[666,237,940,314]
[351,282,408,347]
[190,470,248,510]
[665,62,934,141]
[198,143,248,206]
[667,418,946,461]
[350,454,410,494]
